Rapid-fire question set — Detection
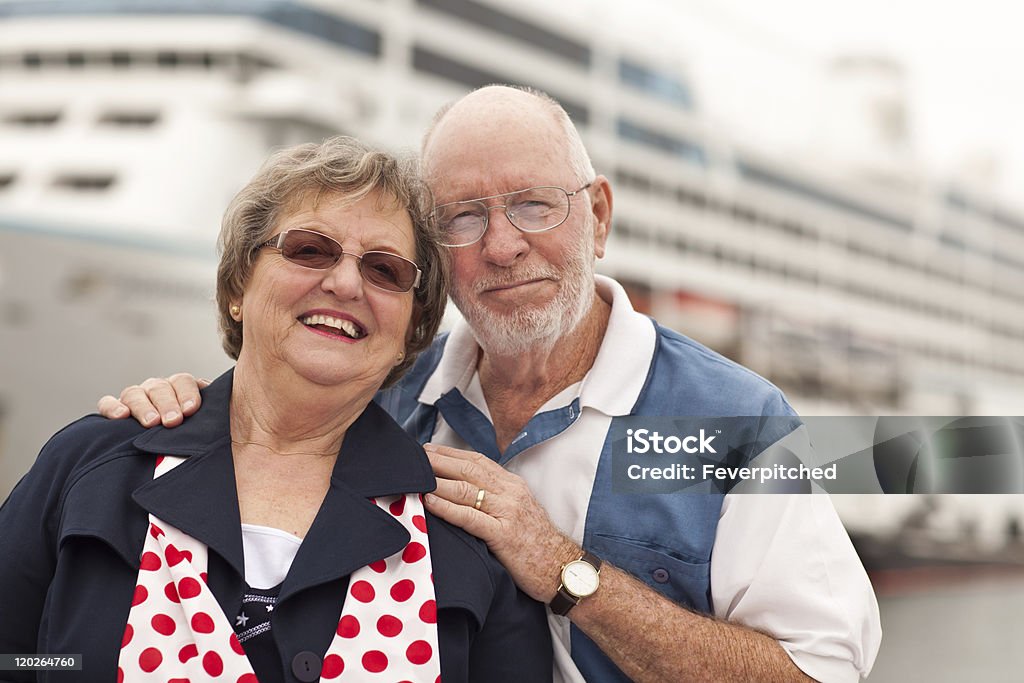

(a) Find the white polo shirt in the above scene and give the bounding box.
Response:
[419,275,881,683]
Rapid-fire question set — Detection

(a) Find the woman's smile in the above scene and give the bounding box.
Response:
[298,310,367,341]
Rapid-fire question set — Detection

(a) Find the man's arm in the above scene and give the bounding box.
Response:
[96,373,208,426]
[422,444,816,683]
[572,564,812,682]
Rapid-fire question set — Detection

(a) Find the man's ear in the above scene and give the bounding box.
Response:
[589,175,613,258]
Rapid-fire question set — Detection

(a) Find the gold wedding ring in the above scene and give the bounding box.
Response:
[474,488,487,511]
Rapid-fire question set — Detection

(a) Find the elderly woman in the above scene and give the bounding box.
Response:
[0,137,551,682]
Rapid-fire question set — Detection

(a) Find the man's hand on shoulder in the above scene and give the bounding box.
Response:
[97,373,208,427]
[422,443,579,602]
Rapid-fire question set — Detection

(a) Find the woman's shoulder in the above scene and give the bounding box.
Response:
[2,415,155,557]
[426,513,554,680]
[425,512,507,618]
[28,413,152,491]
[425,511,500,577]
[42,412,148,459]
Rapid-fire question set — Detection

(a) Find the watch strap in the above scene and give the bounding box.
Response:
[549,588,578,616]
[550,551,602,616]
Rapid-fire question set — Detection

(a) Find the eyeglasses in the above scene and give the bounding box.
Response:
[258,229,422,293]
[434,182,593,247]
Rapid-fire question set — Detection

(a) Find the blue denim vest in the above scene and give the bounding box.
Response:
[376,321,798,681]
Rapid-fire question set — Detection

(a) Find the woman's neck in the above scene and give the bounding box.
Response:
[229,360,376,458]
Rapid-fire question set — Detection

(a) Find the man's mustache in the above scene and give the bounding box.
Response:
[470,266,562,294]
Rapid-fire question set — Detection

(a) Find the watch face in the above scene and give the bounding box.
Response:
[562,559,600,598]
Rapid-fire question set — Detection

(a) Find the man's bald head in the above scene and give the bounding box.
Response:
[417,85,612,358]
[421,85,594,190]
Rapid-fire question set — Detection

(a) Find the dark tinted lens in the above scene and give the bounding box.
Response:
[280,230,342,269]
[361,252,418,292]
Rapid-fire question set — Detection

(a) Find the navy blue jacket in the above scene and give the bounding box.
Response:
[0,371,552,682]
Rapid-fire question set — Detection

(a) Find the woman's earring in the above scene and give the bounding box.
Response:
[396,351,405,364]
[230,304,241,320]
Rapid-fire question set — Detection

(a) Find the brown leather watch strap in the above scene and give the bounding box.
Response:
[549,551,602,616]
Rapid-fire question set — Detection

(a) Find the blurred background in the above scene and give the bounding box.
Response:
[2,0,1023,678]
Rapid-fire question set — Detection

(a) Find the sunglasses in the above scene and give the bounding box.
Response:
[259,229,422,293]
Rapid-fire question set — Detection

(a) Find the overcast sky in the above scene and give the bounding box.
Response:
[593,0,1024,204]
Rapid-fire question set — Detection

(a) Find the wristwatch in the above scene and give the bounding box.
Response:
[549,551,602,616]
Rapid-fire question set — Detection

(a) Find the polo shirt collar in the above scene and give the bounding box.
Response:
[578,275,657,415]
[419,319,480,407]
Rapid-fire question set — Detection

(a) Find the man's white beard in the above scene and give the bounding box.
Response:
[452,232,595,358]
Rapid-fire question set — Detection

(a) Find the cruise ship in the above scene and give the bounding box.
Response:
[3,0,1024,514]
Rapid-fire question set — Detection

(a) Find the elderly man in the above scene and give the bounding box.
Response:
[101,86,880,682]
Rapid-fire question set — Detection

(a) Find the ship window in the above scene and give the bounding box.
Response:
[412,46,498,87]
[417,0,590,66]
[617,118,706,167]
[731,204,756,223]
[994,251,1024,271]
[265,5,381,57]
[677,187,707,208]
[939,232,965,250]
[79,51,111,67]
[2,4,380,59]
[52,174,116,192]
[232,53,281,82]
[4,111,61,126]
[411,46,590,124]
[618,58,694,109]
[98,111,160,127]
[615,168,651,192]
[64,49,238,72]
[157,51,179,68]
[737,159,913,232]
[172,51,217,69]
[993,207,1024,235]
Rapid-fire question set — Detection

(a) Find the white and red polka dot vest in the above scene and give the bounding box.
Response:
[117,455,442,682]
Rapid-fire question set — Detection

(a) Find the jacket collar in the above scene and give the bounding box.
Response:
[130,369,437,595]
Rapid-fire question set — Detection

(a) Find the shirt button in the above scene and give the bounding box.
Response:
[291,651,322,682]
[652,568,670,584]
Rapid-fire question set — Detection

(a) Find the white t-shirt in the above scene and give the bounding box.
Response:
[240,523,302,590]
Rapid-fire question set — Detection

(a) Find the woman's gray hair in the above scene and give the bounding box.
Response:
[216,135,450,388]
